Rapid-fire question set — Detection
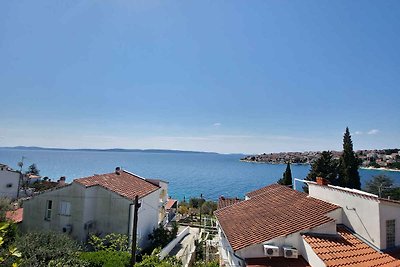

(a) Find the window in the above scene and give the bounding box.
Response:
[6,183,13,188]
[59,201,71,216]
[45,200,52,221]
[386,219,396,248]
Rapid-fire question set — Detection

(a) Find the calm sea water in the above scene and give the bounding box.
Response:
[1,148,399,200]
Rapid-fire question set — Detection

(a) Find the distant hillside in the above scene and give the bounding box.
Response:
[0,146,220,155]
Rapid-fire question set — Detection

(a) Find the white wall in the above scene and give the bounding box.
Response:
[236,221,336,260]
[0,168,20,199]
[23,182,160,249]
[302,238,326,267]
[379,201,400,250]
[308,183,382,249]
[217,223,244,267]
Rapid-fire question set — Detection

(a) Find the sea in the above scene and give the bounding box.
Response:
[1,148,399,201]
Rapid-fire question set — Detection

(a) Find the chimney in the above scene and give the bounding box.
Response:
[115,167,121,175]
[316,177,329,186]
[58,176,66,186]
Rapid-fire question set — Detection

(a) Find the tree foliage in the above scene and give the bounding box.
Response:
[134,248,181,267]
[16,231,81,267]
[364,175,394,198]
[0,222,21,266]
[0,198,12,222]
[148,223,178,251]
[277,162,293,186]
[338,127,361,189]
[25,164,40,176]
[79,251,130,267]
[306,151,338,184]
[88,233,129,252]
[189,198,205,209]
[200,201,217,216]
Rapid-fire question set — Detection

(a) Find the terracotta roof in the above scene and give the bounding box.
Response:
[218,196,242,209]
[6,208,23,223]
[165,199,177,210]
[215,184,339,251]
[75,170,160,200]
[245,256,311,267]
[303,225,400,267]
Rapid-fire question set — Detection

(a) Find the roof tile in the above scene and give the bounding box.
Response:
[215,184,339,251]
[303,225,400,267]
[75,170,160,200]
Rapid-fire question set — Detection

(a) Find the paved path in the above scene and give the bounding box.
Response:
[169,227,199,259]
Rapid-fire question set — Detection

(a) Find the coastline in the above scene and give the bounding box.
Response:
[360,167,400,173]
[241,160,400,172]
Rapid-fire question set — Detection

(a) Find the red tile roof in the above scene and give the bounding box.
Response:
[165,199,177,210]
[75,170,160,200]
[6,208,23,223]
[245,256,311,267]
[303,225,400,267]
[218,196,242,209]
[215,184,339,251]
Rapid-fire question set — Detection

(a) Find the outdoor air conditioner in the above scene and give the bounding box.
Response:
[62,224,73,234]
[84,220,96,230]
[263,244,280,257]
[283,246,298,259]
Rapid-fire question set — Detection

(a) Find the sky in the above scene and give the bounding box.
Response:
[0,1,399,154]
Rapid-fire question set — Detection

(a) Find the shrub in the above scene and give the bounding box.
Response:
[79,251,130,267]
[16,231,81,267]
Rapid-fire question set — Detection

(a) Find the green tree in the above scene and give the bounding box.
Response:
[148,223,178,251]
[189,198,205,209]
[16,231,81,267]
[0,222,21,266]
[25,164,39,176]
[277,162,292,186]
[305,151,339,185]
[200,201,217,215]
[364,175,394,198]
[0,198,12,222]
[134,248,181,267]
[338,127,361,189]
[88,233,129,252]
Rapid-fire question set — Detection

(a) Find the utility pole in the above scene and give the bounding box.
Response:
[130,195,141,267]
[16,156,25,199]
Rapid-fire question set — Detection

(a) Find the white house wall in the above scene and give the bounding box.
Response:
[23,183,160,249]
[378,202,400,249]
[135,188,162,249]
[308,184,382,249]
[0,169,20,199]
[236,221,336,260]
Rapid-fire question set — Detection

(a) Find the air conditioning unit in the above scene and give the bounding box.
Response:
[84,220,96,230]
[62,224,73,234]
[283,246,298,258]
[263,244,280,257]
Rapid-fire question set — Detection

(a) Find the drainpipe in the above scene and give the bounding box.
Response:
[128,202,135,246]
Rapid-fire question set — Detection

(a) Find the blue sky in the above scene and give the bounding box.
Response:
[0,1,399,154]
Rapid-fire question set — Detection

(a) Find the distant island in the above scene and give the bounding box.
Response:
[241,149,400,171]
[0,146,220,155]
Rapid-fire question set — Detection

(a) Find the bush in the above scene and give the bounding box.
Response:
[16,231,81,267]
[88,233,129,252]
[79,251,131,267]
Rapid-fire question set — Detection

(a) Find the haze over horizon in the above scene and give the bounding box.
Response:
[1,1,399,154]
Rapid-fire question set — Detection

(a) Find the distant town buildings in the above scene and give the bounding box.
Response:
[242,149,400,170]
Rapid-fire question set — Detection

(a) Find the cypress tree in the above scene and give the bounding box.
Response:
[306,151,339,185]
[338,127,361,189]
[277,162,292,186]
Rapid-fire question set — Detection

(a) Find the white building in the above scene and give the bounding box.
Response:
[22,168,168,249]
[215,180,400,267]
[0,163,21,199]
